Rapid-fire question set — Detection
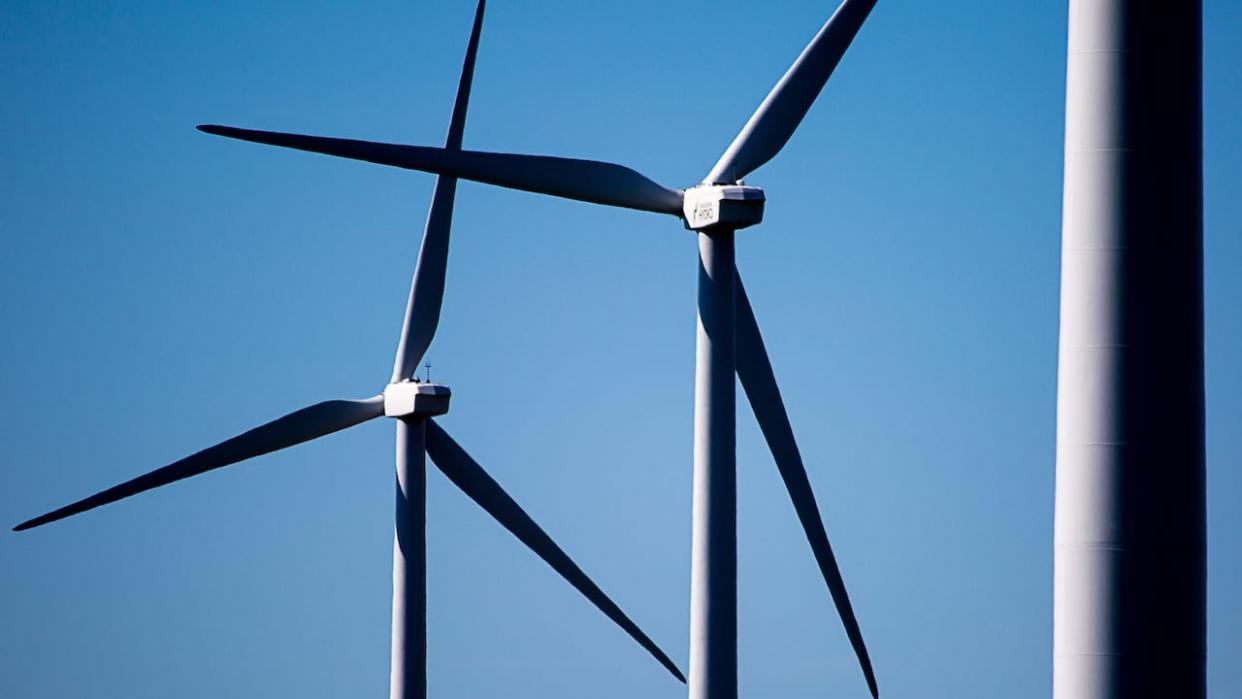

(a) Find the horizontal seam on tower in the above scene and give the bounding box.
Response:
[1055,544,1124,551]
[1069,441,1128,446]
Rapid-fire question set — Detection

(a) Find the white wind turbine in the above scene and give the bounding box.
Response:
[195,1,883,697]
[13,2,685,697]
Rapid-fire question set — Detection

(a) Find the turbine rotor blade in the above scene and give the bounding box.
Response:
[424,419,686,683]
[197,125,685,216]
[705,0,878,184]
[734,270,878,699]
[392,0,486,381]
[14,396,385,532]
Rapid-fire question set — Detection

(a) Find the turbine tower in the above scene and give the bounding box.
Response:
[198,1,883,697]
[14,3,686,697]
[1054,1,1204,697]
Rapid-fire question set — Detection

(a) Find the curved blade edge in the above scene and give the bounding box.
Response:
[391,0,487,381]
[424,419,686,683]
[706,0,878,183]
[197,126,685,216]
[734,270,879,698]
[14,396,385,532]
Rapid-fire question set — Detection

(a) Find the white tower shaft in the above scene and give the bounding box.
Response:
[689,230,738,699]
[1054,2,1204,697]
[391,418,428,699]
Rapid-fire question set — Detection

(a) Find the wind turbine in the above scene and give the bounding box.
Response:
[13,2,686,697]
[195,1,882,697]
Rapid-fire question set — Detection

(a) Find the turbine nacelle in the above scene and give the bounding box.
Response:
[682,184,765,232]
[383,381,451,418]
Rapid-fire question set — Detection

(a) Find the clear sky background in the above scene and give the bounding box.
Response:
[2,1,1239,697]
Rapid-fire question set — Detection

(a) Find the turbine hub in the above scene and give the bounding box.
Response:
[383,381,451,418]
[682,184,765,231]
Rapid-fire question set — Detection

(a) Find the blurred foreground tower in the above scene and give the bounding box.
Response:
[1054,2,1204,698]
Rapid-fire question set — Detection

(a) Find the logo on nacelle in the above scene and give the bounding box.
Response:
[693,201,718,225]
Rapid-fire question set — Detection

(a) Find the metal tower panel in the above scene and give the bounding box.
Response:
[1054,2,1205,697]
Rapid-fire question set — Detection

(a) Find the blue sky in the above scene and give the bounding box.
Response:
[2,1,1239,697]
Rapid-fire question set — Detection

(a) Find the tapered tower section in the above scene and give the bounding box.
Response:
[1054,2,1204,698]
